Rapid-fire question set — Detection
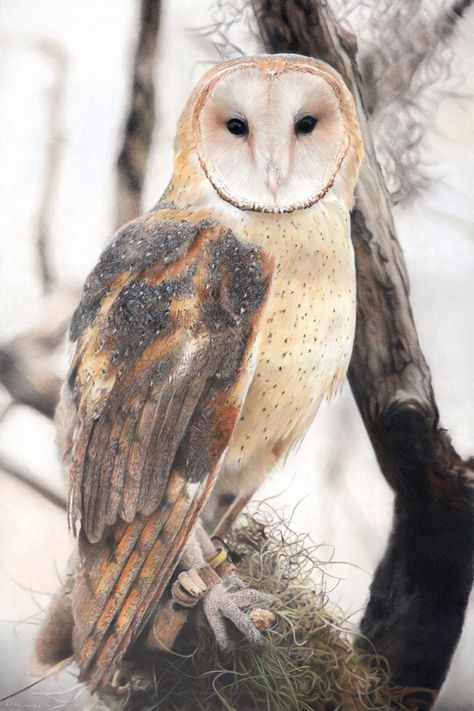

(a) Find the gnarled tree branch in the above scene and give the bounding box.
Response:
[252,0,474,706]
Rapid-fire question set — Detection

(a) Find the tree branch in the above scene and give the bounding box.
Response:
[251,0,474,705]
[33,39,68,293]
[0,453,66,510]
[116,0,161,227]
[0,344,61,420]
[0,291,77,418]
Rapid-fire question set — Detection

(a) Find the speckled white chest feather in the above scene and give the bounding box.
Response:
[216,196,356,491]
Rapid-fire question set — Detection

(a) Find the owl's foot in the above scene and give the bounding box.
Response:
[203,578,271,652]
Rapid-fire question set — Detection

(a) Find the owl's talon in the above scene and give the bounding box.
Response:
[203,582,270,650]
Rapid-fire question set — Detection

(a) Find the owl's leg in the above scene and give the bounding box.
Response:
[193,522,270,651]
[209,491,254,538]
[140,522,269,656]
[201,449,274,538]
[177,523,270,650]
[201,467,259,538]
[201,578,268,651]
[193,469,275,650]
[107,521,271,698]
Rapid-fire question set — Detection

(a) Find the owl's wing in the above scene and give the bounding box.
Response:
[62,207,273,687]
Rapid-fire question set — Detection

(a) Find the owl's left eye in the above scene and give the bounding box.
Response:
[226,118,248,136]
[295,115,318,134]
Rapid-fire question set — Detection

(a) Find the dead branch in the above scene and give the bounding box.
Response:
[0,345,60,419]
[0,453,66,510]
[33,39,68,293]
[116,0,161,227]
[251,0,474,706]
[0,291,78,418]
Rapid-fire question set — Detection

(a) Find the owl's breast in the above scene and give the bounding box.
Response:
[223,200,356,482]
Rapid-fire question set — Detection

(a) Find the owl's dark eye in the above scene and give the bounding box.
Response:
[226,118,248,136]
[295,115,318,134]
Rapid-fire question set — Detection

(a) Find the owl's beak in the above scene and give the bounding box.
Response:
[266,165,280,202]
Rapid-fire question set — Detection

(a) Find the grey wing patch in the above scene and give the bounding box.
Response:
[63,212,274,545]
[69,210,216,342]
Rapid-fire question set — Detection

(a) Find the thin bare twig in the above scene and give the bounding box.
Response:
[332,0,473,203]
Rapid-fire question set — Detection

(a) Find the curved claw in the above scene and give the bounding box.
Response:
[203,582,270,651]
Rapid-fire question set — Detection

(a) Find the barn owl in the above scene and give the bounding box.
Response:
[31,54,363,691]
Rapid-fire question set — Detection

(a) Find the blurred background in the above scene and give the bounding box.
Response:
[0,1,473,708]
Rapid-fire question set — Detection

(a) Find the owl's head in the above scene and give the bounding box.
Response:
[171,55,363,214]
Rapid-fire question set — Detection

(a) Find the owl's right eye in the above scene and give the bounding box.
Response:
[226,118,248,136]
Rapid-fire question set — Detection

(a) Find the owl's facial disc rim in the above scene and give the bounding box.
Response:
[197,143,349,214]
[194,61,350,214]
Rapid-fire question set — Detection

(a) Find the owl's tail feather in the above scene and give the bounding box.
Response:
[28,577,74,678]
[71,469,208,692]
[30,466,212,692]
[28,482,199,692]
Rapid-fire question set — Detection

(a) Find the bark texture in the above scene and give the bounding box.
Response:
[116,0,161,227]
[252,1,474,706]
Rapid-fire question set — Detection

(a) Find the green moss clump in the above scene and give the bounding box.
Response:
[107,504,410,711]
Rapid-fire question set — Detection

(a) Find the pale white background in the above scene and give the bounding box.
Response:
[0,1,473,708]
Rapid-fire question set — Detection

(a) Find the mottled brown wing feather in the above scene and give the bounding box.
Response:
[61,208,273,688]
